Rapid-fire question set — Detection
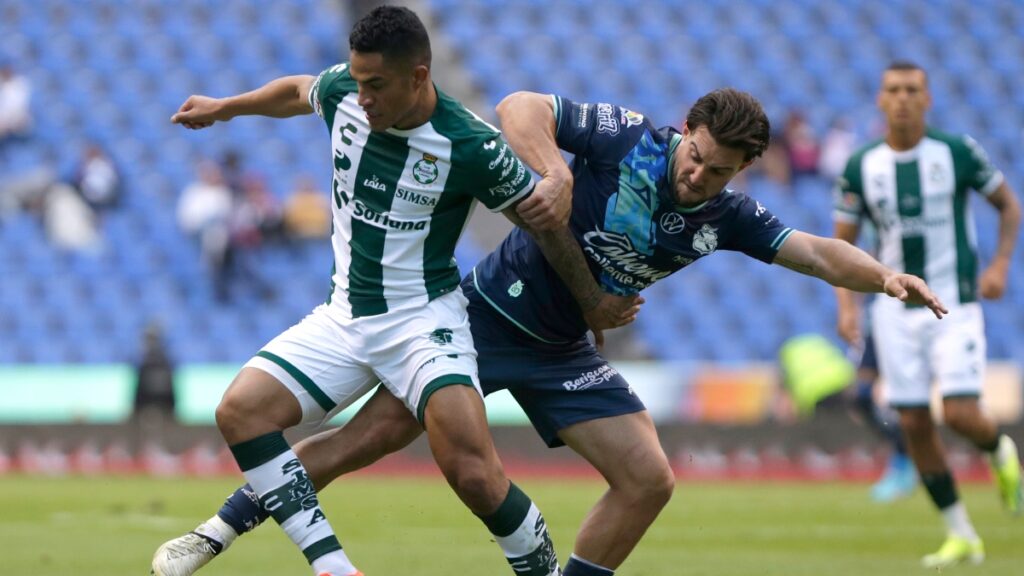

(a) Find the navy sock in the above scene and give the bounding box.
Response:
[564,554,614,576]
[921,471,959,510]
[216,483,270,535]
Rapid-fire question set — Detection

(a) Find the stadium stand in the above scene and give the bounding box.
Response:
[0,0,1021,365]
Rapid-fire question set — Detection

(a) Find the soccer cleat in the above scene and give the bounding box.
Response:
[318,572,364,576]
[990,435,1022,516]
[920,534,984,569]
[871,453,917,503]
[151,531,222,576]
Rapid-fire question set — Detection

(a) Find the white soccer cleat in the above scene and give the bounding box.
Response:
[151,531,222,576]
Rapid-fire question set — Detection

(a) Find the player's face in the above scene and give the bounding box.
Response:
[671,124,750,207]
[349,50,427,131]
[877,69,930,129]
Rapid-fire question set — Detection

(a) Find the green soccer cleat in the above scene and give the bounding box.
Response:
[920,534,984,569]
[990,435,1023,516]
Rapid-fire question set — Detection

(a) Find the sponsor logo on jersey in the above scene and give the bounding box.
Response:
[562,364,619,391]
[692,224,719,255]
[929,163,945,184]
[659,212,686,234]
[487,143,509,170]
[673,255,694,265]
[577,103,590,128]
[621,109,644,127]
[582,229,672,289]
[596,103,619,135]
[507,280,524,297]
[352,199,428,230]
[395,187,437,207]
[429,328,454,345]
[362,174,387,192]
[413,154,439,184]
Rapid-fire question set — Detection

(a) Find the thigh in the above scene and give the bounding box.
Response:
[871,301,930,408]
[367,290,482,424]
[245,304,379,427]
[558,410,668,483]
[932,303,986,398]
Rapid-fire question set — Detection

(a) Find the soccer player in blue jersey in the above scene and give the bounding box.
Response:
[154,88,946,576]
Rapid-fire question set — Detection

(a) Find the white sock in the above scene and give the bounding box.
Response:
[231,433,357,576]
[194,515,238,549]
[941,502,979,541]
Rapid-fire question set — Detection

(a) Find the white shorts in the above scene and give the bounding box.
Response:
[244,290,481,427]
[871,299,986,407]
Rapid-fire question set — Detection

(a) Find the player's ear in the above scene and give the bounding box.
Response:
[412,64,429,89]
[681,122,690,137]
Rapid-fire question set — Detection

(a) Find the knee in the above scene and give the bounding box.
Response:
[438,453,505,512]
[615,453,675,511]
[898,408,934,439]
[941,404,980,434]
[215,392,253,440]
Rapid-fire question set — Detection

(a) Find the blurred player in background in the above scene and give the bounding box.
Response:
[834,60,1022,568]
[850,331,917,502]
[150,7,640,576]
[156,87,947,576]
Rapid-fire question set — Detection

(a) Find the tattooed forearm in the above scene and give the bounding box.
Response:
[533,227,602,311]
[774,256,815,276]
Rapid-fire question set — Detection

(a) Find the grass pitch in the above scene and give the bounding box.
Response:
[2,474,1021,575]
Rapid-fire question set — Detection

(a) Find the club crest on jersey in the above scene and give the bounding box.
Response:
[692,224,719,255]
[362,174,387,192]
[507,280,524,297]
[621,109,644,127]
[413,154,439,184]
[659,212,686,234]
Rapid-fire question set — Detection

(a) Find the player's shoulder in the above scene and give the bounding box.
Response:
[925,127,982,153]
[311,62,356,101]
[846,136,887,165]
[430,90,500,147]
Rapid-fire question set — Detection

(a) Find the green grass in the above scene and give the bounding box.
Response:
[2,474,1022,575]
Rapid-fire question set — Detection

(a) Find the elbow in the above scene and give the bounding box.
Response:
[496,91,527,121]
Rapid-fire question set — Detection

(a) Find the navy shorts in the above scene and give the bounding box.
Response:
[463,276,647,448]
[859,333,878,372]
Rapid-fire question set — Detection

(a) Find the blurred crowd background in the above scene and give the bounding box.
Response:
[0,0,1022,467]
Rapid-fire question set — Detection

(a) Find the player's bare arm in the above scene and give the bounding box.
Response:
[774,230,948,319]
[979,181,1021,299]
[496,91,572,230]
[832,220,865,344]
[171,75,316,129]
[502,202,642,333]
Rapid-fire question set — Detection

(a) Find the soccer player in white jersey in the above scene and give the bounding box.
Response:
[833,61,1023,569]
[152,7,639,576]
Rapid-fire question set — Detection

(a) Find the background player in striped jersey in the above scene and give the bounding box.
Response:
[153,87,947,576]
[152,7,639,576]
[834,60,1022,569]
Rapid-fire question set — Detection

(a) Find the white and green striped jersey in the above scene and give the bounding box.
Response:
[833,128,1003,305]
[309,63,535,318]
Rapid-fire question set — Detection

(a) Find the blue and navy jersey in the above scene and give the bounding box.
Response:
[472,96,794,342]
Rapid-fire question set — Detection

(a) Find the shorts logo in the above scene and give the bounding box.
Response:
[659,212,686,234]
[508,280,524,297]
[562,365,619,391]
[429,328,454,345]
[413,154,438,184]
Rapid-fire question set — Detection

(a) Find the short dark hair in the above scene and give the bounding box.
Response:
[885,60,928,83]
[349,5,432,67]
[685,88,770,162]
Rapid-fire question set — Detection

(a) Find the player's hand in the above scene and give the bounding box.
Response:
[882,273,948,319]
[836,303,862,345]
[171,95,227,130]
[979,262,1008,300]
[583,293,645,333]
[516,172,572,231]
